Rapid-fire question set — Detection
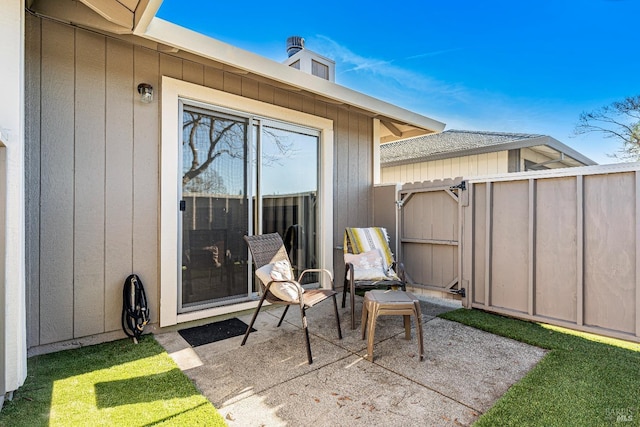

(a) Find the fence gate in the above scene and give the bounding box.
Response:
[397,178,466,297]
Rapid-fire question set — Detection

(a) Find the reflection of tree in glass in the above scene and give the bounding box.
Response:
[183,173,227,194]
[182,112,298,194]
[262,127,296,167]
[182,112,245,188]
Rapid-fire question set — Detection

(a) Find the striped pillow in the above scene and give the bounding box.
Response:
[344,227,395,272]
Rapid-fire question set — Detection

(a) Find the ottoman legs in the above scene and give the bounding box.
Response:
[361,291,424,362]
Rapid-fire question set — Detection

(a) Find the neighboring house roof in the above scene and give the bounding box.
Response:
[380,130,597,168]
[26,0,445,141]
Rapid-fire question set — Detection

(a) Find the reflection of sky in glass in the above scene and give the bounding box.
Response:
[182,111,246,196]
[182,110,318,197]
[261,126,318,196]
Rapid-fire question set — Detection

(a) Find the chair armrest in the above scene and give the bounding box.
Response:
[298,268,335,290]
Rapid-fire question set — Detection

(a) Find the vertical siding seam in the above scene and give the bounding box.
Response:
[576,175,584,326]
[72,27,77,339]
[467,182,474,307]
[131,46,137,272]
[103,37,108,331]
[367,115,372,224]
[484,182,492,308]
[528,178,536,316]
[38,17,44,346]
[367,116,373,225]
[132,46,138,272]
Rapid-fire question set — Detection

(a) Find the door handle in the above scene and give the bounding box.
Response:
[179,200,186,211]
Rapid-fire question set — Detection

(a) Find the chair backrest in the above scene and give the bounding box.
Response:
[343,227,395,268]
[244,233,290,270]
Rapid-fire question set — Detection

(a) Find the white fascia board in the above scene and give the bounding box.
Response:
[138,17,445,133]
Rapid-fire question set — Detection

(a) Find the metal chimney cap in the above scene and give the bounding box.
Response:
[286,36,305,57]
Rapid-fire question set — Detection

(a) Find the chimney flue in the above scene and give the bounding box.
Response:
[286,36,305,57]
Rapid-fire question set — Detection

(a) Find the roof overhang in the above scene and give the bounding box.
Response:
[27,0,445,141]
[382,135,597,168]
[27,0,151,34]
[494,136,596,167]
[137,17,445,139]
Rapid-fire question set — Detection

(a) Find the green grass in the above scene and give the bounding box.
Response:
[439,309,640,427]
[0,336,226,427]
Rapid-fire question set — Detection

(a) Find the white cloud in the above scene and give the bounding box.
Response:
[310,35,469,103]
[302,35,614,164]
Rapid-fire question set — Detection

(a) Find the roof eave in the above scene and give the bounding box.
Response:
[382,135,597,167]
[134,17,445,133]
[133,0,163,33]
[539,136,598,166]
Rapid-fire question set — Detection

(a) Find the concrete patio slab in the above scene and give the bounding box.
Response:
[154,294,546,426]
[367,317,546,412]
[219,354,479,427]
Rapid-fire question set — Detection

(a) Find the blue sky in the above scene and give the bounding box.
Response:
[157,0,640,165]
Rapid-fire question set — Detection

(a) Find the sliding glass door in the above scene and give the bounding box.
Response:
[179,102,319,312]
[180,105,249,311]
[256,120,319,282]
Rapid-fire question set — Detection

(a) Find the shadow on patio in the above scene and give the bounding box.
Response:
[155,294,546,426]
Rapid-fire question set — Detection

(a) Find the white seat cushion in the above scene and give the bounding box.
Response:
[255,260,304,302]
[344,249,394,280]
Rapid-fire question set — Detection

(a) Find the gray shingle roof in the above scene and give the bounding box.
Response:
[380,129,546,165]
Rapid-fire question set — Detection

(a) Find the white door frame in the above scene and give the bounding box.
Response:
[160,77,333,327]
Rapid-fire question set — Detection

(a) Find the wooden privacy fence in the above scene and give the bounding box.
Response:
[381,163,640,343]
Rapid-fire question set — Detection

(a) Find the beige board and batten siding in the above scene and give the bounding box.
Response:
[26,18,158,348]
[24,15,374,350]
[382,146,585,185]
[381,151,508,184]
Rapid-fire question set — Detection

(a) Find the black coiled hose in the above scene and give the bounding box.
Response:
[121,274,149,342]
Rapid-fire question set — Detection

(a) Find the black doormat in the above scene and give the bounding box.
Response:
[178,318,255,347]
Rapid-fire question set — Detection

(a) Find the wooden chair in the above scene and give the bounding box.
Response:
[342,227,406,329]
[241,233,342,364]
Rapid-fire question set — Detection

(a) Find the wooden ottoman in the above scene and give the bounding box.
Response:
[361,290,424,362]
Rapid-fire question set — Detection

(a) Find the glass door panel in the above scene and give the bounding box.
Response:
[180,106,249,311]
[259,122,319,282]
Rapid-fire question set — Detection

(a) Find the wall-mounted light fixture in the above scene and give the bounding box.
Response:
[137,83,153,103]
